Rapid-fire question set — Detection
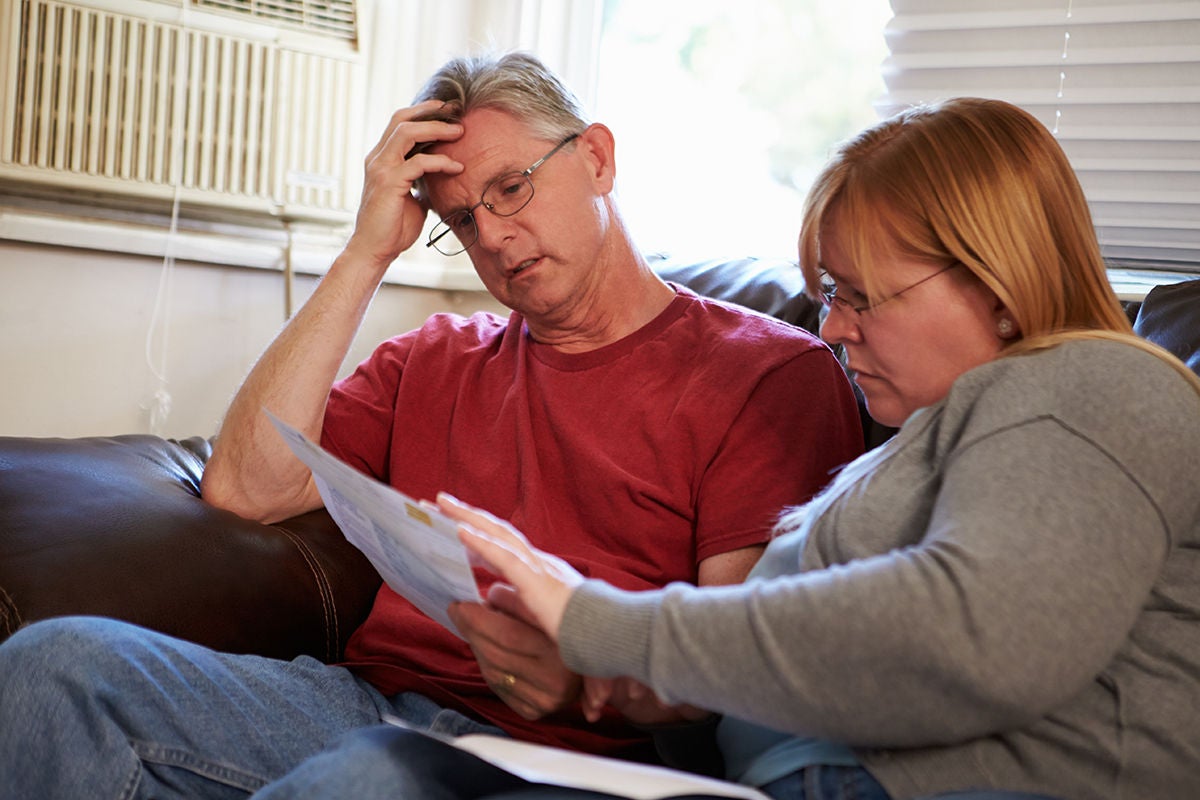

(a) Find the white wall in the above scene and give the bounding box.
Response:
[0,239,505,439]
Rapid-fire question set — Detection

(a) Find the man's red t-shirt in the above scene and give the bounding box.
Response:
[321,287,863,757]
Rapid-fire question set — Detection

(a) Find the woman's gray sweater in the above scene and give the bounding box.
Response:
[559,339,1200,799]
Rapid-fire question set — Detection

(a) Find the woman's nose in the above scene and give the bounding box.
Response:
[819,302,862,346]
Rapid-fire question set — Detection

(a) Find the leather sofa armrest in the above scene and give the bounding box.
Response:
[0,434,381,662]
[1134,278,1200,374]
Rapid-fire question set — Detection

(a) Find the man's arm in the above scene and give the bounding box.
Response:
[201,103,464,523]
[696,544,764,587]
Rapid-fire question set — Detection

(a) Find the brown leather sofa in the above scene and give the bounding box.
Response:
[1,258,1196,661]
[0,434,379,660]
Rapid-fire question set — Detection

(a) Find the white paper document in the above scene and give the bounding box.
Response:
[454,734,772,800]
[381,714,770,800]
[268,410,481,637]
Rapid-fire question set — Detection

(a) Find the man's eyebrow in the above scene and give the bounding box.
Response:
[478,158,527,187]
[437,159,527,217]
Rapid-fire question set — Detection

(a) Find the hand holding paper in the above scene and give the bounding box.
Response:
[267,410,481,637]
[437,492,584,643]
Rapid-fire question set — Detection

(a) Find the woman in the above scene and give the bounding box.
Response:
[434,97,1200,800]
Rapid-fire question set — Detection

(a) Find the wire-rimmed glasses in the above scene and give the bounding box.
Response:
[426,134,580,256]
[818,262,961,315]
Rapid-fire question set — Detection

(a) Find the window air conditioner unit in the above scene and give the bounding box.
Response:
[0,0,363,224]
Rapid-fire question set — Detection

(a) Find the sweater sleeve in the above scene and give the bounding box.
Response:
[559,350,1200,748]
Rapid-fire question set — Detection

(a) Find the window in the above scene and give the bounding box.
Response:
[882,0,1200,274]
[595,0,892,260]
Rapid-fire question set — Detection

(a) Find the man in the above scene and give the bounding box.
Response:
[0,52,862,798]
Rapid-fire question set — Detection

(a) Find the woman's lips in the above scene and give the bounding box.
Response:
[847,364,880,383]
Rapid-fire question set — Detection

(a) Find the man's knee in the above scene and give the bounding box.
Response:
[352,727,527,797]
[0,616,155,706]
[3,616,104,675]
[326,726,459,782]
[257,726,526,800]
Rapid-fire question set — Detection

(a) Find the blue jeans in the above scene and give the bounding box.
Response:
[761,766,891,800]
[0,617,1065,800]
[0,616,501,799]
[760,766,1058,800]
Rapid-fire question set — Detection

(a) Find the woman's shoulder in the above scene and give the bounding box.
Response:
[941,337,1200,465]
[962,337,1195,410]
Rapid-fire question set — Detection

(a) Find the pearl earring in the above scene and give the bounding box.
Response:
[997,318,1015,337]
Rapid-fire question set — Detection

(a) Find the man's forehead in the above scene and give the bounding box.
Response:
[424,111,544,210]
[432,107,530,158]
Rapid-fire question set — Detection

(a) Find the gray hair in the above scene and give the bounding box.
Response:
[412,51,590,141]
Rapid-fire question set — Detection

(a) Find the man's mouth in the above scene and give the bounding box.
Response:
[509,258,539,276]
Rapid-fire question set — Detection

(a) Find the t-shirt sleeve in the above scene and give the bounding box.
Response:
[692,346,864,562]
[320,333,417,482]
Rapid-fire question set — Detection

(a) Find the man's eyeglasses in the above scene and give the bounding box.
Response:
[426,134,580,256]
[818,262,961,315]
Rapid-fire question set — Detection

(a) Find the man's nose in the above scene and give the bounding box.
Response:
[473,209,518,252]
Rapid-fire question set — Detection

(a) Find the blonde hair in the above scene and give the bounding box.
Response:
[798,97,1200,392]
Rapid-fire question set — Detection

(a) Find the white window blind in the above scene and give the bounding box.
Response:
[881,0,1200,272]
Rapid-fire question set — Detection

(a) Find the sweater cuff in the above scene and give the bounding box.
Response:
[559,579,660,680]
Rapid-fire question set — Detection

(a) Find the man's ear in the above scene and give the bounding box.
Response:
[574,123,617,194]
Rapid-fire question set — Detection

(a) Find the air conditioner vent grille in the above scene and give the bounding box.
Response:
[191,0,356,41]
[1,0,362,223]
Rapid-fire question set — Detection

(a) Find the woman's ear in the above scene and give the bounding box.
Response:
[575,123,617,194]
[992,297,1021,339]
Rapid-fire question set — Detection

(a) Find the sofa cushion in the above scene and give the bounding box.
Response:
[0,434,380,660]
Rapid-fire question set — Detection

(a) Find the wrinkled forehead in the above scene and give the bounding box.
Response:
[419,108,543,214]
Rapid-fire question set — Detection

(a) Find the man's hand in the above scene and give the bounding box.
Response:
[582,676,712,726]
[449,583,583,721]
[343,100,466,272]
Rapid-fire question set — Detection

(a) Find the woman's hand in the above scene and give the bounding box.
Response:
[437,493,584,642]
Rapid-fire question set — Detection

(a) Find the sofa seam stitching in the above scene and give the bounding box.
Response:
[271,526,338,661]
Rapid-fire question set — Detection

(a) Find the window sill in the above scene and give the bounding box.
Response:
[0,202,486,293]
[1106,265,1197,303]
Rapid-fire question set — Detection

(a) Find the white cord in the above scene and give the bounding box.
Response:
[144,183,179,435]
[1053,0,1073,135]
[143,13,192,435]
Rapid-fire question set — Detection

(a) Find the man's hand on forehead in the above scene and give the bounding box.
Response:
[341,102,465,269]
